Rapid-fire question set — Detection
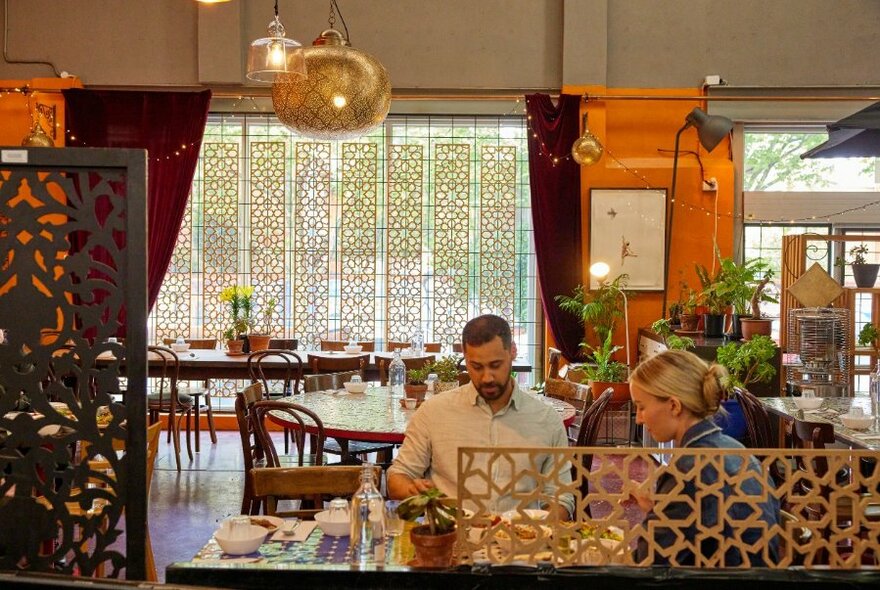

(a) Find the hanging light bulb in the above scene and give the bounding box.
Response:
[571,112,603,166]
[272,2,391,140]
[246,0,307,83]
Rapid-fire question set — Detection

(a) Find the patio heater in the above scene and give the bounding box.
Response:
[786,307,852,397]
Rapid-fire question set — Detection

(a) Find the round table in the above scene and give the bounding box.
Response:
[268,387,576,444]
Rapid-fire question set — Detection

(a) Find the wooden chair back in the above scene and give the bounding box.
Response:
[251,465,380,519]
[791,415,835,478]
[252,400,326,468]
[147,345,182,408]
[732,387,773,448]
[162,337,217,350]
[387,341,442,353]
[377,355,435,385]
[573,388,614,507]
[247,349,304,398]
[308,354,368,378]
[234,382,266,514]
[269,338,298,350]
[548,347,562,379]
[303,370,361,393]
[545,377,591,444]
[321,339,375,352]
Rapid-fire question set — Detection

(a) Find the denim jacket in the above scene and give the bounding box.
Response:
[637,419,780,566]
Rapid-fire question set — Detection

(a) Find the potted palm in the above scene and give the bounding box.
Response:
[397,487,458,568]
[583,332,630,403]
[556,274,629,356]
[717,257,773,340]
[836,243,879,288]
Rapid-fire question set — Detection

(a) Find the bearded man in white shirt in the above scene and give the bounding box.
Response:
[387,314,574,519]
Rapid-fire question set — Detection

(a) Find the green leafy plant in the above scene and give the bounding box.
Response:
[407,364,431,385]
[556,274,630,350]
[219,285,253,339]
[256,296,277,335]
[715,335,777,391]
[426,355,462,382]
[650,319,695,351]
[858,322,880,348]
[749,272,778,319]
[695,260,729,315]
[396,487,457,535]
[716,257,774,316]
[583,332,629,383]
[835,243,870,267]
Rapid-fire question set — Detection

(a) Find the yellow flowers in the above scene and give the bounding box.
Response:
[220,285,254,340]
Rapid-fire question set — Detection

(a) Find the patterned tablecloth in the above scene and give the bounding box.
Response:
[760,396,880,450]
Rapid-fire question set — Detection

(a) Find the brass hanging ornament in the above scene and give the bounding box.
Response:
[21,94,54,147]
[571,113,602,166]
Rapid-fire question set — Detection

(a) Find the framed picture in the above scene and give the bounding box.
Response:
[589,188,667,291]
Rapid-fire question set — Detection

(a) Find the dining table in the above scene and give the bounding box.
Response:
[759,396,880,450]
[268,387,578,445]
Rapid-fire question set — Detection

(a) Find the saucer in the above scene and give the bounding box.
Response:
[674,329,702,336]
[225,351,247,357]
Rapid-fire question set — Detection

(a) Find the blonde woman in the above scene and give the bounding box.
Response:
[628,349,779,566]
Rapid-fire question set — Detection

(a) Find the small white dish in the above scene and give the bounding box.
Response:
[213,524,267,555]
[314,510,350,537]
[793,396,823,410]
[840,413,874,430]
[343,345,363,354]
[343,381,368,394]
[171,342,191,353]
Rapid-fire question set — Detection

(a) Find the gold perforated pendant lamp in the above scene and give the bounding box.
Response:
[272,28,391,140]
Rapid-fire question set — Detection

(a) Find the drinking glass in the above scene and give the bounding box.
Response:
[228,515,251,539]
[802,389,815,399]
[385,501,404,538]
[851,406,864,417]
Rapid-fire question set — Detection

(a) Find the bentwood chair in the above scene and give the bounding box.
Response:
[377,355,435,386]
[146,346,193,471]
[320,339,375,352]
[303,370,361,393]
[547,347,563,380]
[252,465,381,520]
[248,349,304,454]
[545,377,592,444]
[305,358,396,464]
[573,387,614,513]
[386,340,442,353]
[162,337,218,451]
[269,338,298,350]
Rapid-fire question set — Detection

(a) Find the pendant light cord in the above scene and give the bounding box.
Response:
[330,0,351,43]
[274,0,279,18]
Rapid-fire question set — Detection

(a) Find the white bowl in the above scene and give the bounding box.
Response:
[840,413,874,430]
[343,345,363,354]
[343,381,368,394]
[314,510,350,537]
[793,396,823,410]
[171,342,191,352]
[213,524,267,555]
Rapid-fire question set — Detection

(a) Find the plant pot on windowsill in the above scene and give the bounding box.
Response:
[852,263,880,288]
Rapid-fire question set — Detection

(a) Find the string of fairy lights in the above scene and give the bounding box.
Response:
[521,97,880,227]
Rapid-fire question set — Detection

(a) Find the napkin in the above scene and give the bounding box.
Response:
[270,520,317,542]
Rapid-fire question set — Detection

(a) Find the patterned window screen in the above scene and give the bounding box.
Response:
[150,114,538,391]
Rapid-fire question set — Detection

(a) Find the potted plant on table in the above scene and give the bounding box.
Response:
[247,296,277,353]
[836,242,879,288]
[397,487,458,567]
[428,355,462,393]
[695,261,730,338]
[714,335,778,441]
[678,285,701,332]
[220,285,254,354]
[582,332,630,404]
[715,257,772,340]
[650,319,695,351]
[405,365,431,401]
[739,270,778,340]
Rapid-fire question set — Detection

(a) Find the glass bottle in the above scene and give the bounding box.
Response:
[870,361,880,418]
[426,372,438,395]
[388,349,406,397]
[349,463,385,567]
[411,328,424,355]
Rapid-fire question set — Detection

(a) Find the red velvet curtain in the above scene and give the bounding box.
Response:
[525,94,584,362]
[63,89,211,314]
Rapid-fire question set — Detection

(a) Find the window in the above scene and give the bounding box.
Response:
[149,114,539,391]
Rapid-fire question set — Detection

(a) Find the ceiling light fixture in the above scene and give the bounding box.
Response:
[246,0,307,83]
[272,0,391,140]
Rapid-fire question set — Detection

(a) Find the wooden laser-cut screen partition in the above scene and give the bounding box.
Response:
[0,147,147,578]
[458,446,880,569]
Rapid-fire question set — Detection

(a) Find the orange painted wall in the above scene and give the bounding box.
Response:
[559,85,735,366]
[0,77,81,147]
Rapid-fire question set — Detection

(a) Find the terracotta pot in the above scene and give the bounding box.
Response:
[248,334,271,352]
[404,383,427,400]
[680,313,700,331]
[226,339,244,354]
[740,318,772,340]
[409,525,456,568]
[589,380,630,405]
